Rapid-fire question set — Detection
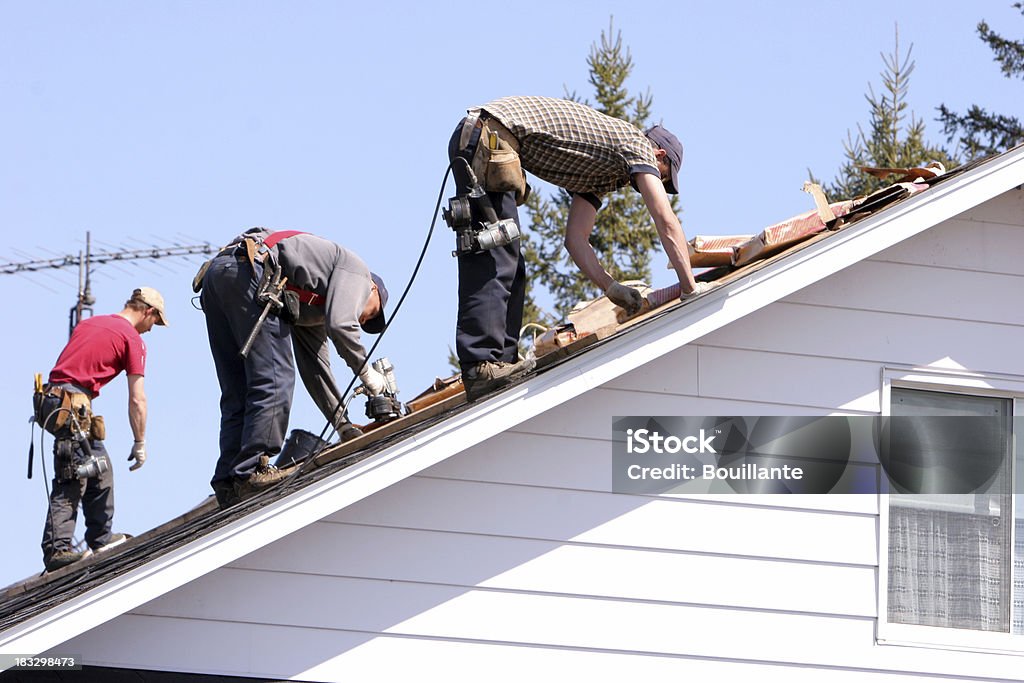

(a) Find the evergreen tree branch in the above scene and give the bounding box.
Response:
[938,5,1023,160]
[816,26,957,198]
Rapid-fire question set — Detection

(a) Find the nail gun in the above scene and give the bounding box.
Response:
[355,357,407,423]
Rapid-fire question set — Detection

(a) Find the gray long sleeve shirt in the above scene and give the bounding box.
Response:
[266,232,373,374]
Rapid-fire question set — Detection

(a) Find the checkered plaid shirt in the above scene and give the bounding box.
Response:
[479,96,659,195]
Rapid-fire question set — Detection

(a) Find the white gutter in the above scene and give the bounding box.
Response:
[2,146,1022,661]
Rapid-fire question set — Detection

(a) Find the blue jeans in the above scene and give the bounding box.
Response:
[202,253,295,483]
[448,120,526,370]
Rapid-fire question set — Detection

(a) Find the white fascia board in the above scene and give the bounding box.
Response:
[3,148,1022,661]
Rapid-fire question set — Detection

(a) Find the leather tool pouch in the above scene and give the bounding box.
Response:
[35,387,92,436]
[90,415,106,441]
[472,122,530,205]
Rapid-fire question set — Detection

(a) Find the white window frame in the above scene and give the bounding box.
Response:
[877,365,1023,655]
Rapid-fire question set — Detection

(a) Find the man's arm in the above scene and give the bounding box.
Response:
[126,373,148,471]
[322,269,371,374]
[126,373,147,442]
[633,172,699,293]
[563,194,614,291]
[291,324,347,428]
[320,268,386,395]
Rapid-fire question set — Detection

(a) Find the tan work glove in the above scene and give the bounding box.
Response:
[359,366,387,397]
[680,281,712,302]
[605,282,644,316]
[128,440,146,471]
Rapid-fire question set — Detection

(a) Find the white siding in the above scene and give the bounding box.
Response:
[61,190,1024,681]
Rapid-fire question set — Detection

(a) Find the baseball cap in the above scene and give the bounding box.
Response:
[645,125,684,194]
[360,273,389,334]
[134,287,169,326]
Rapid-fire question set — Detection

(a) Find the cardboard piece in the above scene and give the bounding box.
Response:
[734,200,854,266]
[688,234,752,268]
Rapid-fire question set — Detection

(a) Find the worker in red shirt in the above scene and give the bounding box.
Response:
[35,287,168,572]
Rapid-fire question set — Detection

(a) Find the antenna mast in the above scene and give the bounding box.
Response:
[1,232,215,338]
[69,231,98,337]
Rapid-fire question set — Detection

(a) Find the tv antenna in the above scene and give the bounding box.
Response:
[0,231,215,338]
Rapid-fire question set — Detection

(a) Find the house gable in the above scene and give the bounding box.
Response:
[57,187,1024,680]
[3,146,1023,675]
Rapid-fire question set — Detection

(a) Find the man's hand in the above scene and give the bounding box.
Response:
[605,282,644,315]
[359,366,387,396]
[128,440,146,471]
[680,281,712,302]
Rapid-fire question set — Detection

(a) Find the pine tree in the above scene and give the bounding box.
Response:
[820,29,956,200]
[521,20,671,326]
[937,3,1024,160]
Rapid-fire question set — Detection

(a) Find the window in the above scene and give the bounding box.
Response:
[884,386,1022,645]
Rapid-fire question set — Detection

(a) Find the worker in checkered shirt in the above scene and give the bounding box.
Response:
[448,95,706,401]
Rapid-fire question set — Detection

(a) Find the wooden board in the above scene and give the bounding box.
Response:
[565,281,653,331]
[534,332,602,370]
[310,391,469,470]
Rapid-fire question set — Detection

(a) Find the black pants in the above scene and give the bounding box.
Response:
[41,438,114,561]
[448,120,526,371]
[201,253,295,485]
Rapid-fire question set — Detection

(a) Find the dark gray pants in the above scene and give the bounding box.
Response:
[448,120,526,371]
[291,323,349,429]
[202,252,295,485]
[41,437,114,559]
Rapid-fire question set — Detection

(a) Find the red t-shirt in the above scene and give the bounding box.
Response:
[49,314,146,398]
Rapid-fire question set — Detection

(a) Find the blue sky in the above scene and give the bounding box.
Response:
[1,0,1020,587]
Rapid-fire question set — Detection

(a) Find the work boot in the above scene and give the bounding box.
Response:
[233,455,289,502]
[44,549,86,573]
[338,421,363,443]
[94,533,130,554]
[212,479,240,510]
[462,358,536,403]
[80,533,130,562]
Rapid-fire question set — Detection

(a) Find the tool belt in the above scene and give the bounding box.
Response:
[237,232,318,316]
[192,238,263,293]
[33,383,102,439]
[194,230,312,297]
[460,110,530,205]
[193,231,276,293]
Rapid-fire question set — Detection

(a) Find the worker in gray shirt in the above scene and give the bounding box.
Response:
[258,229,389,438]
[200,228,387,508]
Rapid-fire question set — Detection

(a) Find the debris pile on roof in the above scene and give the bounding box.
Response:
[689,182,931,270]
